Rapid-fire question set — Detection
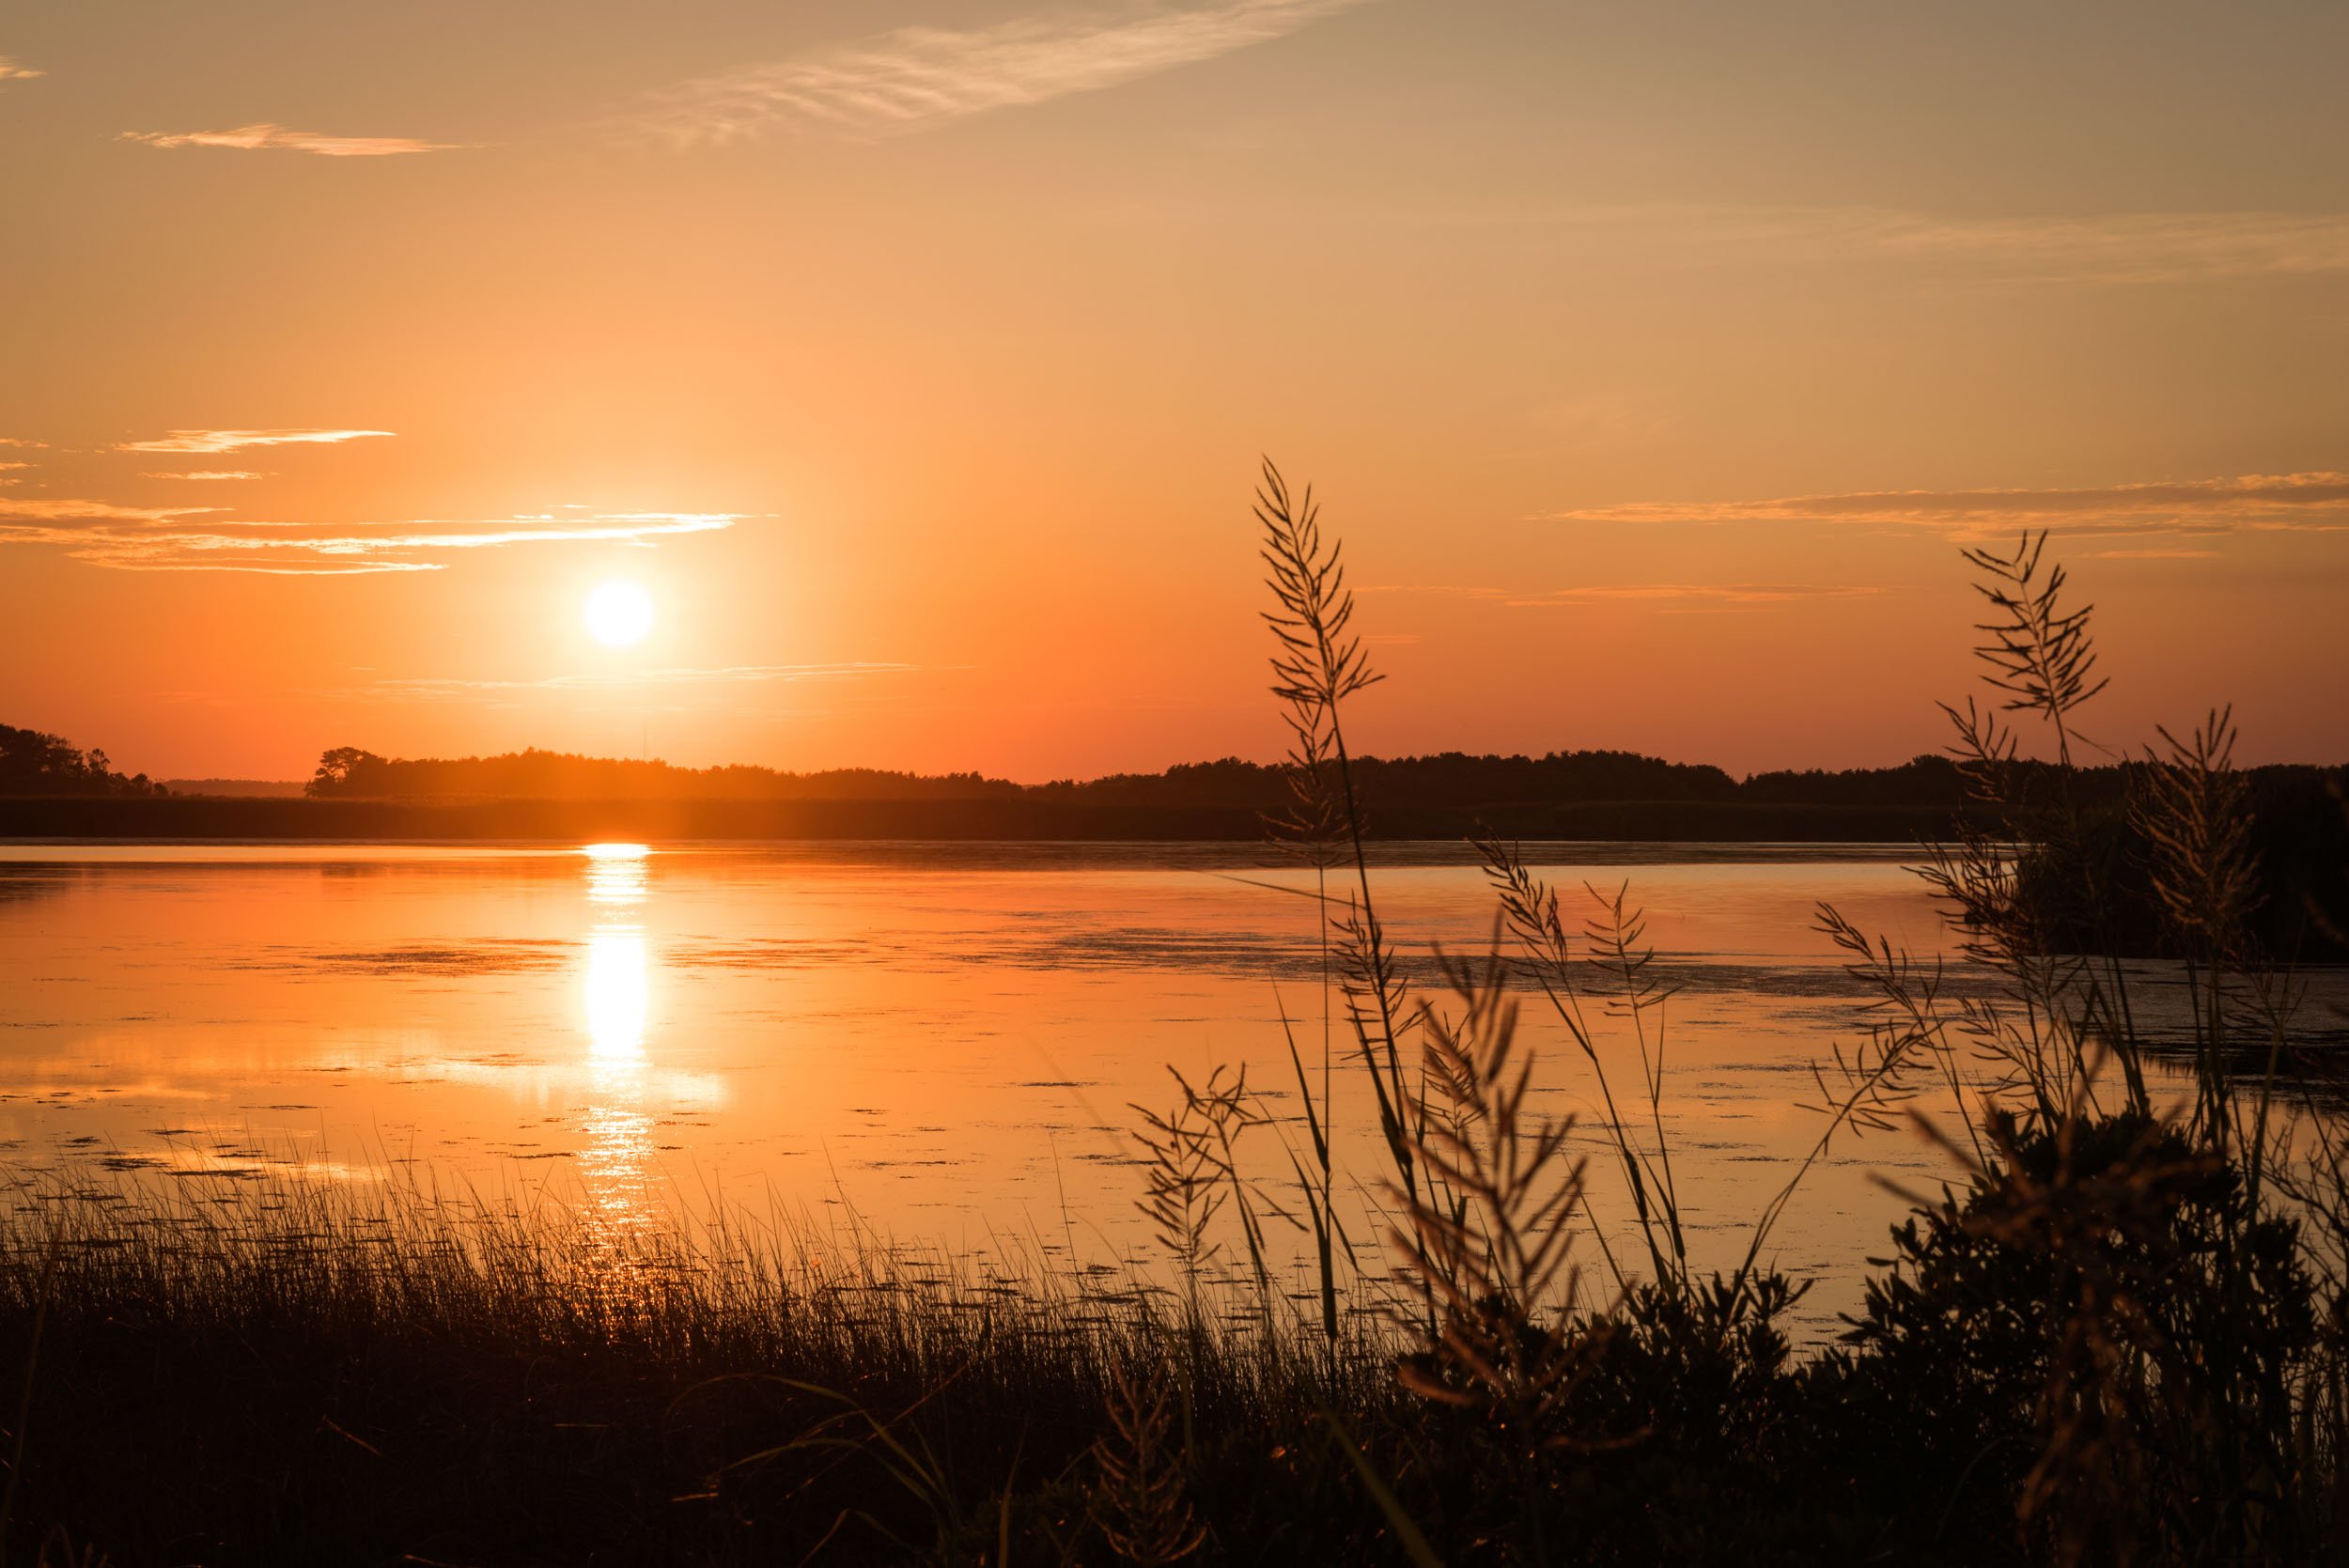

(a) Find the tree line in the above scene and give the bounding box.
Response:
[299,740,2336,818]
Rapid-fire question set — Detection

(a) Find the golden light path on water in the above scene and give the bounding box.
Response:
[584,933,649,1060]
[580,844,656,1237]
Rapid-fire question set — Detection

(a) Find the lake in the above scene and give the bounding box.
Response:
[0,839,2155,1327]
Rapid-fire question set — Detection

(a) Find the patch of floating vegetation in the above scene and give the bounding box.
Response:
[234,939,577,976]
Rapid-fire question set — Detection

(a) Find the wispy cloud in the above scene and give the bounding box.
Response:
[0,511,740,574]
[0,58,41,83]
[1526,582,1883,605]
[371,663,917,699]
[1365,582,1883,612]
[120,124,461,157]
[1542,473,2349,537]
[0,499,226,522]
[117,428,394,455]
[636,0,1369,144]
[0,438,47,449]
[140,470,263,481]
[1843,209,2349,287]
[1303,202,2349,287]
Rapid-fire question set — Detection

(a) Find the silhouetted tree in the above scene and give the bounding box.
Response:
[306,747,388,797]
[0,723,167,796]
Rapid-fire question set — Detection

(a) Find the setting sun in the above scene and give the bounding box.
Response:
[583,581,654,648]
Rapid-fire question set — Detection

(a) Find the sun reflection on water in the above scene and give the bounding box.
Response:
[583,932,649,1060]
[577,844,660,1240]
[583,842,651,908]
[577,1104,657,1236]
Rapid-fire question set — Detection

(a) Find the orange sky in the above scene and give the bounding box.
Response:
[3,1,2345,782]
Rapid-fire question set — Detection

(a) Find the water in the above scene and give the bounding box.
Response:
[0,840,2035,1323]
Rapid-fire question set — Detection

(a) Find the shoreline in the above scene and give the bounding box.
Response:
[0,794,1981,844]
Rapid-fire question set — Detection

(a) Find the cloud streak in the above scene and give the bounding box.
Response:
[0,57,41,83]
[636,0,1368,144]
[0,499,226,522]
[1542,473,2349,536]
[141,470,263,481]
[1850,209,2349,287]
[120,124,461,157]
[1657,207,2349,287]
[117,428,394,455]
[1300,201,2349,287]
[370,663,918,699]
[0,511,740,574]
[1367,582,1884,611]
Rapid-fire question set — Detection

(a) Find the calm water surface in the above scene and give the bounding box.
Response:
[1,841,2011,1321]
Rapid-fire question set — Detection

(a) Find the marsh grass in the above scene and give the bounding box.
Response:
[3,466,2347,1565]
[0,1170,1407,1565]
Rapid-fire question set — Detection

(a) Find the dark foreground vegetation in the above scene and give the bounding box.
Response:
[2,1110,2329,1568]
[4,467,2348,1565]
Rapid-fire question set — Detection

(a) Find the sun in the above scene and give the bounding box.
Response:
[583,580,655,648]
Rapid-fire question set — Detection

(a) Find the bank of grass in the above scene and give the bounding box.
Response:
[4,468,2347,1566]
[0,1180,1408,1565]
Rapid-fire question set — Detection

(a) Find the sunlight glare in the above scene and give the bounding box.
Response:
[582,843,651,907]
[583,931,649,1060]
[583,581,655,648]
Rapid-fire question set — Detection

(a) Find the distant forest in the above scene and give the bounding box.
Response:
[297,741,2330,818]
[298,741,2015,809]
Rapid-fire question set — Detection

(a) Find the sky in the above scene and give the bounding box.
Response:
[3,0,2345,783]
